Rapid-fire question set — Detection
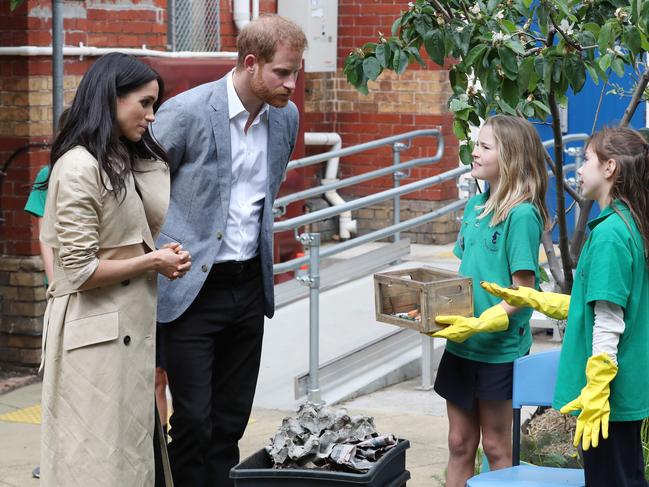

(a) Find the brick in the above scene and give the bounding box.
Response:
[18,256,43,272]
[0,286,19,300]
[9,272,43,287]
[20,348,42,365]
[0,257,21,272]
[0,347,21,363]
[0,315,43,335]
[5,300,46,317]
[7,334,41,348]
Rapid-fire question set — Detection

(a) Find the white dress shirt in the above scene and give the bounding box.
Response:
[214,70,269,263]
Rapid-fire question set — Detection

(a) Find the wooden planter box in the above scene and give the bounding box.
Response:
[374,267,473,333]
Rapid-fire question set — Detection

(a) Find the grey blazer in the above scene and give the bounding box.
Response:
[151,76,298,321]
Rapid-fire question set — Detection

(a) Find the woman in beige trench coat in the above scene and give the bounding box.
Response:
[38,53,190,487]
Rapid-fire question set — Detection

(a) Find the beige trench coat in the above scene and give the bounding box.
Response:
[39,146,171,487]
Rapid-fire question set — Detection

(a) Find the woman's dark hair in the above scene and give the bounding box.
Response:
[46,52,168,196]
[587,127,649,263]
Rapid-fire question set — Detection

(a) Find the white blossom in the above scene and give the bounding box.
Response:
[495,10,504,20]
[559,19,574,36]
[492,32,509,45]
[469,4,480,15]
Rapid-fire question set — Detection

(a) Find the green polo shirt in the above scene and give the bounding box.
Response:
[553,201,649,421]
[446,192,543,363]
[24,166,49,218]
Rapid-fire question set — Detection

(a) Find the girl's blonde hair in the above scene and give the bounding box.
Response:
[478,115,550,229]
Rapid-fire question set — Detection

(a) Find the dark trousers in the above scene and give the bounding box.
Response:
[582,420,648,487]
[162,262,265,487]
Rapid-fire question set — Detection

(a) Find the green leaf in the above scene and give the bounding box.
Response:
[532,100,551,116]
[463,44,488,69]
[10,0,24,10]
[500,20,518,34]
[453,119,468,139]
[598,22,613,53]
[450,96,471,110]
[408,46,426,67]
[496,96,517,115]
[498,46,518,80]
[623,26,642,55]
[523,0,533,7]
[362,56,382,81]
[450,68,468,95]
[611,57,625,77]
[344,57,360,85]
[391,16,402,37]
[585,62,600,85]
[582,22,601,38]
[414,15,433,38]
[459,143,474,164]
[599,53,612,72]
[566,57,586,93]
[362,42,377,52]
[375,43,391,68]
[424,30,445,66]
[523,103,535,118]
[506,39,526,56]
[501,77,519,109]
[393,49,409,74]
[518,57,535,93]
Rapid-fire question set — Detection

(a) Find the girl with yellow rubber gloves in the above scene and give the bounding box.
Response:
[483,126,649,487]
[429,115,549,487]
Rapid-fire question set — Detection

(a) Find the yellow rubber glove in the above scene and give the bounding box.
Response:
[429,304,509,343]
[560,353,618,451]
[480,281,570,320]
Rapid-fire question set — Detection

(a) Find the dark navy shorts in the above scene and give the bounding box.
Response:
[434,349,517,411]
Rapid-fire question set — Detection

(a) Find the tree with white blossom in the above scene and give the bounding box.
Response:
[345,0,649,293]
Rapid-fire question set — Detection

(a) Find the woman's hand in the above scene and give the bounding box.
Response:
[154,243,192,280]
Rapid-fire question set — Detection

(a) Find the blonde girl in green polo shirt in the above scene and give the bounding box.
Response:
[483,126,649,487]
[428,115,549,487]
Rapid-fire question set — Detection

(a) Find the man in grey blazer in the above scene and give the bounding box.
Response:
[151,15,307,487]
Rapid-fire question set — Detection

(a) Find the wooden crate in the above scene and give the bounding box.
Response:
[374,266,473,333]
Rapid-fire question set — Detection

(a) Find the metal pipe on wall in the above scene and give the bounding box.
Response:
[52,0,64,132]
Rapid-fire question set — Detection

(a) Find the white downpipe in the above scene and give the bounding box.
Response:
[233,0,251,31]
[252,0,260,20]
[0,45,237,59]
[304,132,358,240]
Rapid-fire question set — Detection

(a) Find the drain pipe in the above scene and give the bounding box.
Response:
[304,132,357,240]
[233,0,251,30]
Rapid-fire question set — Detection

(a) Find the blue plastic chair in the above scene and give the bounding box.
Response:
[466,350,585,486]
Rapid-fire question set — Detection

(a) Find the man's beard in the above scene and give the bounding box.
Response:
[251,72,292,108]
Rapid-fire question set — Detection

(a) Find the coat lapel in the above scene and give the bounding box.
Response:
[209,78,232,226]
[267,107,285,198]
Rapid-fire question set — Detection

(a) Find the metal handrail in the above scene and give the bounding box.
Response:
[285,128,443,171]
[274,166,468,233]
[274,197,468,274]
[275,153,443,208]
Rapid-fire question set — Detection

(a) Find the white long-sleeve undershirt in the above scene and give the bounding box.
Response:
[592,300,625,365]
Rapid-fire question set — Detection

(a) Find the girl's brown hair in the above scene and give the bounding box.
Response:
[478,115,550,229]
[587,127,649,262]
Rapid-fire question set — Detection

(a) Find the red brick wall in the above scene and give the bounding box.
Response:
[300,0,458,203]
[220,0,277,51]
[0,0,167,257]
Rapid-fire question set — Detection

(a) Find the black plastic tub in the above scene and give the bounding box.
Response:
[230,439,410,487]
